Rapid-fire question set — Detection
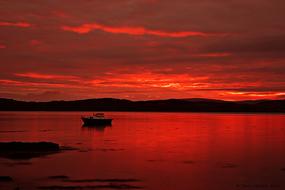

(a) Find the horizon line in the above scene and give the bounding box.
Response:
[1,97,284,103]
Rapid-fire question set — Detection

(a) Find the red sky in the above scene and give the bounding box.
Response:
[1,0,285,101]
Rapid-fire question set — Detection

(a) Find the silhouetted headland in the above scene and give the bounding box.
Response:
[0,98,285,113]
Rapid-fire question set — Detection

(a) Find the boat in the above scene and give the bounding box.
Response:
[81,113,112,126]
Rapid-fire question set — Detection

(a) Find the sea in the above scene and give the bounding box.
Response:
[0,112,285,190]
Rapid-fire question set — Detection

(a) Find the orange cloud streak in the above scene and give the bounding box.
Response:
[0,21,31,28]
[224,91,285,99]
[0,79,66,88]
[195,52,232,57]
[88,72,210,90]
[15,73,79,81]
[0,44,6,49]
[62,23,221,38]
[1,71,282,101]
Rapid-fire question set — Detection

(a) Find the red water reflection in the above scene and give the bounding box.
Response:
[0,112,285,190]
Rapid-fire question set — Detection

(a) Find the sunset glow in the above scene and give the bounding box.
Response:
[62,22,220,37]
[0,21,32,28]
[1,1,285,101]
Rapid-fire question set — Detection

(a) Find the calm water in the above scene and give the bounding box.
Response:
[1,112,285,190]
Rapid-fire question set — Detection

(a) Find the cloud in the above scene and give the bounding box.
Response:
[29,40,42,46]
[61,22,225,38]
[0,44,6,49]
[1,1,285,101]
[194,52,232,58]
[0,79,70,88]
[224,91,285,99]
[205,35,285,58]
[0,21,31,28]
[15,73,79,81]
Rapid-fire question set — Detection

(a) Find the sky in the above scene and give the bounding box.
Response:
[1,0,285,101]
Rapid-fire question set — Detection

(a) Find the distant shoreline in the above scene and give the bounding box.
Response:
[1,110,285,115]
[1,98,284,113]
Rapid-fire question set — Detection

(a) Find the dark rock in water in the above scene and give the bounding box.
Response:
[0,142,59,151]
[38,184,143,189]
[0,176,13,182]
[64,178,141,183]
[0,142,60,160]
[48,175,69,180]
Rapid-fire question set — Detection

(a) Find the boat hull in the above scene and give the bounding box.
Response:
[81,117,112,126]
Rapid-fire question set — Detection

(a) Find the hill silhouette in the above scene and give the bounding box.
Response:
[0,98,284,113]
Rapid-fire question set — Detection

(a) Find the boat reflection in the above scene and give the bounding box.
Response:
[81,124,112,132]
